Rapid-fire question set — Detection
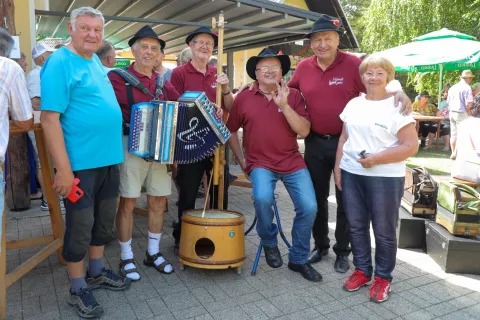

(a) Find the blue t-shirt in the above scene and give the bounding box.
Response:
[41,47,123,171]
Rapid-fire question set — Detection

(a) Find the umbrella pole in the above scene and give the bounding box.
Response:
[212,12,226,210]
[438,64,444,106]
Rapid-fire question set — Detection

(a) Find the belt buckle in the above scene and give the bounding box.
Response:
[324,134,332,140]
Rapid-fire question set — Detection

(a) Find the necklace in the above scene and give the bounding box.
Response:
[258,88,277,96]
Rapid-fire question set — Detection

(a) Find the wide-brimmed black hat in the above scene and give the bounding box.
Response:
[305,14,345,38]
[246,48,290,81]
[128,25,166,51]
[185,26,218,48]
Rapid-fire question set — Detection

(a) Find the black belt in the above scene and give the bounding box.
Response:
[310,131,340,140]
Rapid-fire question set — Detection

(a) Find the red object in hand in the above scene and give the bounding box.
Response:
[51,178,84,203]
[333,19,340,26]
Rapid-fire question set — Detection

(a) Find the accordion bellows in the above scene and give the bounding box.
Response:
[128,91,231,164]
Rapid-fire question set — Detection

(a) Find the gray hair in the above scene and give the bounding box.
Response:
[208,56,217,66]
[472,82,480,91]
[0,28,14,57]
[70,7,104,31]
[96,40,115,60]
[178,47,192,66]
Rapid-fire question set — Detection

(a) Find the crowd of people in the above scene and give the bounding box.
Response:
[0,5,478,319]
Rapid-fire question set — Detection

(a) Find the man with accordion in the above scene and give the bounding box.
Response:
[170,26,234,252]
[108,26,180,280]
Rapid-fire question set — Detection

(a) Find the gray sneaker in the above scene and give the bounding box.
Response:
[86,268,131,291]
[69,287,104,319]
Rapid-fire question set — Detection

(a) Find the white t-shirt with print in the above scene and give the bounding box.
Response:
[339,96,415,177]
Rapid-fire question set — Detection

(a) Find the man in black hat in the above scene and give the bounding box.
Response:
[288,14,411,273]
[227,48,321,282]
[170,26,234,250]
[108,25,180,280]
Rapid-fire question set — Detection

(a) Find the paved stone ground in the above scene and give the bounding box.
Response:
[4,166,480,320]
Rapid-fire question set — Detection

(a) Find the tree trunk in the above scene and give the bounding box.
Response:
[0,0,31,210]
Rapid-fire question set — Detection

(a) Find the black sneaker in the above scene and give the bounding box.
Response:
[263,245,283,268]
[68,287,104,319]
[85,268,131,291]
[288,262,323,282]
[40,200,49,211]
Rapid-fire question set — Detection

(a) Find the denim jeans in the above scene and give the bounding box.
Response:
[341,170,404,278]
[250,168,317,264]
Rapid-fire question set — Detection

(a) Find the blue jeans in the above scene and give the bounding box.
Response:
[341,170,403,279]
[250,168,317,264]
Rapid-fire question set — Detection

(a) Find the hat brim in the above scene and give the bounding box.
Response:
[305,28,342,39]
[185,32,219,48]
[246,54,291,81]
[128,36,166,50]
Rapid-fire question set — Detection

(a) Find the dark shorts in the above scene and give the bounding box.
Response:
[62,165,120,262]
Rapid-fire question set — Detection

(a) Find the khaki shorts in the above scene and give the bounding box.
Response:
[119,136,171,198]
[449,111,469,140]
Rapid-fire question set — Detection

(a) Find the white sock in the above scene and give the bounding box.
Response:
[119,239,140,281]
[148,231,172,273]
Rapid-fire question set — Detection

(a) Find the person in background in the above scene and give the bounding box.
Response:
[472,82,480,97]
[41,7,130,318]
[153,44,172,83]
[96,40,116,71]
[412,91,437,150]
[451,94,480,182]
[432,91,451,152]
[448,70,474,159]
[0,28,34,231]
[177,47,192,66]
[335,55,418,303]
[26,43,55,210]
[15,51,28,73]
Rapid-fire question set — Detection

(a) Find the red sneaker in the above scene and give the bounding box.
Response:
[342,270,371,292]
[369,276,391,303]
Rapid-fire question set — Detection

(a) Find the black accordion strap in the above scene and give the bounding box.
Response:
[110,68,154,99]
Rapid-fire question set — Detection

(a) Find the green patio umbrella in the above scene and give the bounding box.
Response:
[376,28,480,104]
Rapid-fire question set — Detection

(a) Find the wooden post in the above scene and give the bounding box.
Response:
[0,0,31,210]
[212,13,226,210]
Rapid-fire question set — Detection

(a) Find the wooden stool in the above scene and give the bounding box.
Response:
[1,124,65,319]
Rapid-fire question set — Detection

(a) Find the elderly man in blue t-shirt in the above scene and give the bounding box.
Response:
[40,7,130,319]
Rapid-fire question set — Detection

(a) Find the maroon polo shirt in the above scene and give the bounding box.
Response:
[108,63,180,123]
[288,50,366,135]
[170,60,224,106]
[226,83,309,174]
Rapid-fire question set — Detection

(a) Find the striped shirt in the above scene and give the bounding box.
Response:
[0,57,33,163]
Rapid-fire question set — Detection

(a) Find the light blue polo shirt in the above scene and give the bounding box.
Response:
[41,47,123,171]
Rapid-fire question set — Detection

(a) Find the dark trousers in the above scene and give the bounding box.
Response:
[304,132,351,256]
[173,158,229,244]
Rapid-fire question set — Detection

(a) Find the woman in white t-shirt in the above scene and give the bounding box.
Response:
[451,94,480,182]
[333,56,418,303]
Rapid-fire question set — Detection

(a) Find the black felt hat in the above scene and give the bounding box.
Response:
[185,26,218,48]
[246,48,290,81]
[305,14,345,38]
[128,25,166,51]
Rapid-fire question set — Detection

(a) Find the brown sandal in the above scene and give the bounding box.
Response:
[143,251,173,274]
[119,259,141,281]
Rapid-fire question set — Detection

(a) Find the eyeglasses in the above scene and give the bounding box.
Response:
[192,40,214,49]
[255,66,281,73]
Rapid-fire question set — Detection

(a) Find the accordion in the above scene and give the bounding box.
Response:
[401,167,438,217]
[128,91,230,164]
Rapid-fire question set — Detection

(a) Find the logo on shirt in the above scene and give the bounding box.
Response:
[375,123,388,130]
[210,82,217,89]
[329,77,344,86]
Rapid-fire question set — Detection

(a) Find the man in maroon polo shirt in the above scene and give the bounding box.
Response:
[227,48,321,282]
[108,26,180,280]
[289,15,411,273]
[170,26,233,250]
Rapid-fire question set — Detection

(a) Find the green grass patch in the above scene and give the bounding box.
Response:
[406,147,453,176]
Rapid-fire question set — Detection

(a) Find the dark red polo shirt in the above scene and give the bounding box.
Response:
[170,61,224,105]
[108,63,180,123]
[226,83,309,174]
[288,50,366,135]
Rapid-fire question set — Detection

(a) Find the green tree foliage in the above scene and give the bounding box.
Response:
[360,0,479,99]
[340,0,371,44]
